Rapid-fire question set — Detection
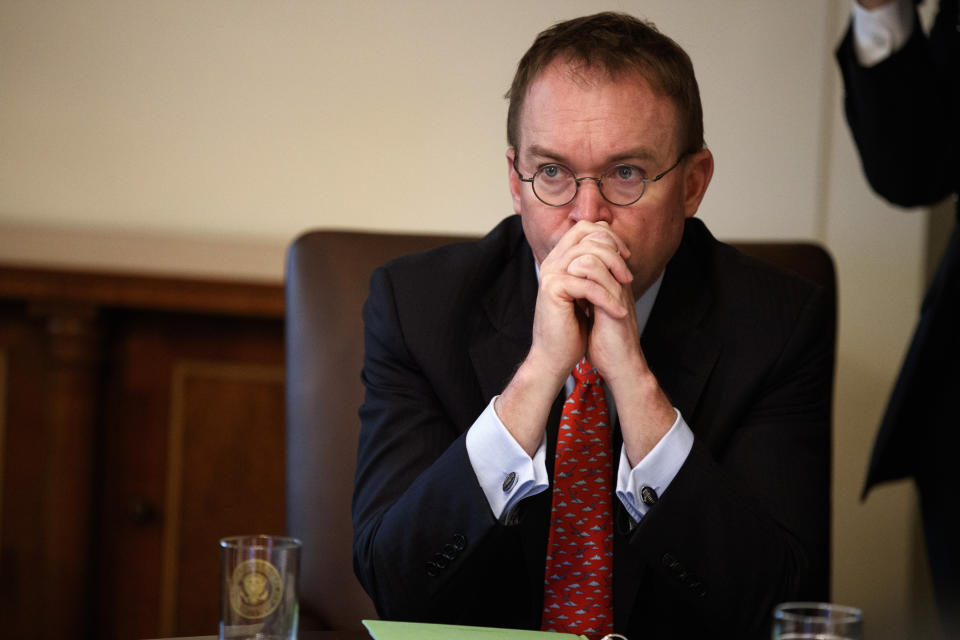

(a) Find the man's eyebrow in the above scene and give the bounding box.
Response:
[525,145,567,163]
[524,145,660,165]
[608,148,659,164]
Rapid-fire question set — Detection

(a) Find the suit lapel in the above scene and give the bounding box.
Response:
[615,220,721,631]
[467,235,566,622]
[468,238,538,401]
[641,221,720,422]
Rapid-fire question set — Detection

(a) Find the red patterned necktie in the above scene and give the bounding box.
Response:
[541,357,614,638]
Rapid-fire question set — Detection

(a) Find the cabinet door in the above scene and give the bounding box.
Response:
[95,310,285,640]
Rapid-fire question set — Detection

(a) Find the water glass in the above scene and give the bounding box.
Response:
[772,602,862,640]
[219,535,301,640]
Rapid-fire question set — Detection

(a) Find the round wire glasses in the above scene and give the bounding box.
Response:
[512,153,688,207]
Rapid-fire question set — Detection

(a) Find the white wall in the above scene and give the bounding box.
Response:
[0,1,938,636]
[0,1,842,252]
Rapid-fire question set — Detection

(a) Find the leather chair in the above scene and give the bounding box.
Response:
[284,228,836,631]
[285,230,469,630]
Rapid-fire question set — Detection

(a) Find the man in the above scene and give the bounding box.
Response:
[354,12,833,638]
[837,0,959,634]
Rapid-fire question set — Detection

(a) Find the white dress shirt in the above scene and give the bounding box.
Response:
[851,0,915,66]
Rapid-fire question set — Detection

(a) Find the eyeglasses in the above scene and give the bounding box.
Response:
[512,153,688,207]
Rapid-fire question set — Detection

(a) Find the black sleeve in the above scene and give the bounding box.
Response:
[351,266,532,627]
[836,3,959,206]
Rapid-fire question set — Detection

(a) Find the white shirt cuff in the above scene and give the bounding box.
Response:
[616,408,693,523]
[465,396,549,521]
[851,0,915,67]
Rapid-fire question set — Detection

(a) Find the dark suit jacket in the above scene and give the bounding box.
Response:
[837,0,960,625]
[352,215,833,638]
[838,0,959,496]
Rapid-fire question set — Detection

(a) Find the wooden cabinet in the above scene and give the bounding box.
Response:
[0,266,286,640]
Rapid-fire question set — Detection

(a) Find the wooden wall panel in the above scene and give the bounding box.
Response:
[0,303,50,638]
[38,303,103,640]
[95,312,285,640]
[163,361,285,636]
[0,349,6,549]
[94,311,180,640]
[0,267,286,640]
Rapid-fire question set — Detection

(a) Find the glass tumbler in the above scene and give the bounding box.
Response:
[219,535,301,640]
[772,601,863,640]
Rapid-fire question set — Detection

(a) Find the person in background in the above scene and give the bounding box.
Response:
[837,0,959,635]
[354,12,834,638]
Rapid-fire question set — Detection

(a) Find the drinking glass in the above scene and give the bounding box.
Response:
[219,535,301,640]
[772,602,863,640]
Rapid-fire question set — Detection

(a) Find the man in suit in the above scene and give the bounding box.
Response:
[837,0,959,633]
[353,12,833,638]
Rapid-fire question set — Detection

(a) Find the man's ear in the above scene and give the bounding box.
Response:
[682,148,714,218]
[506,147,523,215]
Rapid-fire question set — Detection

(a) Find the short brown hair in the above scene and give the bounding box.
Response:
[505,12,704,155]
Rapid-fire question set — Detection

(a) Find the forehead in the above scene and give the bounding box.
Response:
[517,60,679,161]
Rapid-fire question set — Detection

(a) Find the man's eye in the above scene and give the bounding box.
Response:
[540,164,563,179]
[611,165,642,181]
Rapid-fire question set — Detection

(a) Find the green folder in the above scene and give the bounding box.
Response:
[362,620,589,639]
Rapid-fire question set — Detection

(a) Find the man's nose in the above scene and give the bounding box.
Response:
[571,178,612,223]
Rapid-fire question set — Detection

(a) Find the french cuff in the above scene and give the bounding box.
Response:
[851,0,914,67]
[616,408,693,523]
[465,396,549,522]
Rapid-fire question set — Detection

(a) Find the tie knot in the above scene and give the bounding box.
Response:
[572,357,601,386]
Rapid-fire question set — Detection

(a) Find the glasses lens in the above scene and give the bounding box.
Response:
[601,165,646,205]
[533,165,577,206]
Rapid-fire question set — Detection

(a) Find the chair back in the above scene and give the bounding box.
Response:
[285,230,468,630]
[284,229,836,630]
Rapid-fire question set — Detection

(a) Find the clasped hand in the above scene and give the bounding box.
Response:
[529,220,643,390]
[498,221,674,463]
